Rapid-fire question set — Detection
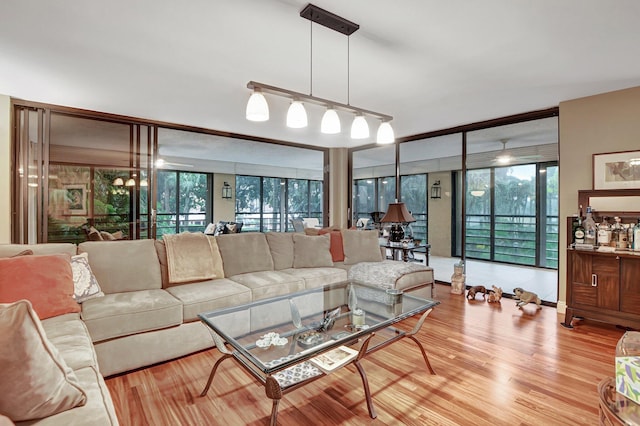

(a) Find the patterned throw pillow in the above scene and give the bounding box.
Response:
[70,253,104,302]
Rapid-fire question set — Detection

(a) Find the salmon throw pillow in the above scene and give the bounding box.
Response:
[0,254,80,319]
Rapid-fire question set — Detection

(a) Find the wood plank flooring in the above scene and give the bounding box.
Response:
[105,284,624,425]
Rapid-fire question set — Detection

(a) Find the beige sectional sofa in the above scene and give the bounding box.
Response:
[0,230,434,425]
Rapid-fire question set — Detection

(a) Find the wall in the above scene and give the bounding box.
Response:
[212,173,236,222]
[329,148,348,228]
[0,95,10,243]
[427,172,453,257]
[558,85,640,311]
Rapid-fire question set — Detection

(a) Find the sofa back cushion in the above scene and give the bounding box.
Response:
[341,230,383,265]
[293,234,333,268]
[265,232,294,270]
[216,233,274,277]
[0,243,76,258]
[78,239,162,293]
[0,254,80,319]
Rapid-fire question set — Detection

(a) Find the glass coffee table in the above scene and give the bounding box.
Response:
[198,281,439,425]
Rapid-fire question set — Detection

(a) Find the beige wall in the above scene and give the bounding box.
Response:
[329,148,348,228]
[212,173,236,222]
[558,85,640,309]
[0,95,10,243]
[427,172,452,256]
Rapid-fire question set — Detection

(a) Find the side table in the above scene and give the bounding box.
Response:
[381,243,430,265]
[598,377,640,425]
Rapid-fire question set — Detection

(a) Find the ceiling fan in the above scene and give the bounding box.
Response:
[492,139,542,165]
[155,158,194,168]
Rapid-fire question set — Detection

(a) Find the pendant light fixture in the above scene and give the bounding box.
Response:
[321,107,340,134]
[246,89,269,121]
[245,4,394,143]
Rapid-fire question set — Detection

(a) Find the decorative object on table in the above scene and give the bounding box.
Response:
[466,285,486,300]
[317,306,341,332]
[593,150,640,190]
[356,218,370,229]
[512,287,542,309]
[289,299,302,329]
[296,331,324,348]
[450,261,466,295]
[380,202,416,243]
[256,332,288,348]
[351,308,365,326]
[615,331,640,404]
[487,286,503,303]
[309,345,359,374]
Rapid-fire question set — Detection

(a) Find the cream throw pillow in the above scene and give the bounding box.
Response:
[0,300,87,421]
[293,234,333,268]
[71,253,104,302]
[341,230,383,265]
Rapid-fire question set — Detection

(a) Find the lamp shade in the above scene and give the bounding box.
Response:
[246,91,269,122]
[286,101,308,128]
[376,121,395,144]
[125,178,136,187]
[113,177,124,186]
[380,202,416,223]
[350,115,369,139]
[320,108,341,134]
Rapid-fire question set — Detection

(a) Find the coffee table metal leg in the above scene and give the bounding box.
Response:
[201,353,233,396]
[404,308,436,375]
[353,333,377,418]
[265,376,282,426]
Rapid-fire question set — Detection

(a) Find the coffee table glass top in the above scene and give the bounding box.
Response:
[198,281,439,374]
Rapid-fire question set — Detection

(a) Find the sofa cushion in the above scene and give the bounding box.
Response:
[229,271,305,301]
[81,289,183,342]
[216,233,274,277]
[293,234,333,268]
[265,232,294,270]
[0,300,87,421]
[341,230,382,265]
[0,254,80,319]
[71,253,104,303]
[78,239,162,293]
[319,229,345,262]
[42,313,97,371]
[282,267,347,289]
[348,260,434,292]
[166,278,252,322]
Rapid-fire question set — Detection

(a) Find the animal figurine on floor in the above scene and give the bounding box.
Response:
[487,286,503,303]
[466,285,487,300]
[513,287,542,309]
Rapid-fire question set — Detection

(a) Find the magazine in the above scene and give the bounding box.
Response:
[309,345,359,374]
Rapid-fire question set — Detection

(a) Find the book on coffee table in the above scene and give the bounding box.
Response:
[310,345,359,374]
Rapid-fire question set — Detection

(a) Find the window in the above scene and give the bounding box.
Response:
[156,171,211,238]
[235,175,323,232]
[400,174,427,241]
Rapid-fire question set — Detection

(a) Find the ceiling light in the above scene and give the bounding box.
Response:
[246,89,269,122]
[321,108,340,134]
[351,115,369,139]
[113,177,124,186]
[470,190,485,197]
[245,4,393,142]
[125,178,136,187]
[496,154,512,165]
[140,179,148,187]
[376,121,395,144]
[286,101,308,128]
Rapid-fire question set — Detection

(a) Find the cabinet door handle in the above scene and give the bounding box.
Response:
[592,274,597,287]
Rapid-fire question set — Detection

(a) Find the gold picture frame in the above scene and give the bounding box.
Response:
[593,150,640,190]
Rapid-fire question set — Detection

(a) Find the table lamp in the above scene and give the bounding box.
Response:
[380,202,416,242]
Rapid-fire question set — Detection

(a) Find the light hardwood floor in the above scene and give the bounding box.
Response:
[106,284,622,425]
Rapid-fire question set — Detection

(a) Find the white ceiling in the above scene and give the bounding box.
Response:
[2,0,640,150]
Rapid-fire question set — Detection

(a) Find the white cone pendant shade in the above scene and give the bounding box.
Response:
[246,91,269,122]
[376,121,395,144]
[350,115,369,139]
[321,108,341,134]
[286,101,308,128]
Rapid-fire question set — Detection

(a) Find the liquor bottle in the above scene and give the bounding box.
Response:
[583,206,597,246]
[634,218,640,251]
[574,218,585,245]
[611,217,622,248]
[628,223,635,251]
[597,216,611,246]
[619,224,629,249]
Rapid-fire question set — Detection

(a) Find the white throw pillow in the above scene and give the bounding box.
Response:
[71,253,104,302]
[0,300,87,421]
